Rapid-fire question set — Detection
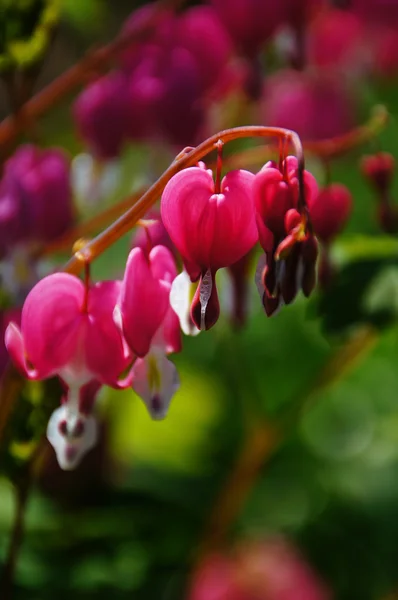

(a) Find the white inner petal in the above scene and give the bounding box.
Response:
[170,271,200,336]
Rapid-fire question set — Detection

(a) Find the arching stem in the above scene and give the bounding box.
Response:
[63,125,306,275]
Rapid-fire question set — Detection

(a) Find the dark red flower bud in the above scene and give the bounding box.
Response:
[301,235,319,297]
[190,270,220,331]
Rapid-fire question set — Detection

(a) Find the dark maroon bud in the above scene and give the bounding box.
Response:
[190,270,220,330]
[301,235,318,297]
[281,246,301,304]
[263,291,282,317]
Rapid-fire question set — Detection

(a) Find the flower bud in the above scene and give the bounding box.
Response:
[0,145,73,252]
[308,183,352,244]
[73,72,129,160]
[361,152,395,194]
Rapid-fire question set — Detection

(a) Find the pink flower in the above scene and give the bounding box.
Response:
[177,6,232,91]
[308,184,352,245]
[131,213,176,257]
[73,72,130,160]
[254,156,318,244]
[116,244,182,419]
[261,70,354,142]
[361,152,395,194]
[161,165,257,329]
[209,0,285,57]
[307,8,365,72]
[117,245,181,358]
[5,273,132,469]
[253,157,319,315]
[0,145,73,254]
[188,538,330,600]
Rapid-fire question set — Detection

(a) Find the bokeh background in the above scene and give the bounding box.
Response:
[2,1,398,599]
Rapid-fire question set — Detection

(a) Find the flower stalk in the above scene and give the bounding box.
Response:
[63,125,307,275]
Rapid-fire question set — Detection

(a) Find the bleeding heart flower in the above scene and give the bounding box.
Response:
[161,164,257,329]
[5,273,132,469]
[117,244,181,358]
[253,157,319,315]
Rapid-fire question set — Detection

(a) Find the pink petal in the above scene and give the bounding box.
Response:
[5,322,40,379]
[160,303,182,354]
[161,166,215,269]
[149,244,178,284]
[86,280,132,385]
[209,169,258,267]
[120,248,170,357]
[21,273,85,378]
[161,166,257,270]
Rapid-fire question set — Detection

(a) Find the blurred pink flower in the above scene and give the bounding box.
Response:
[73,72,130,159]
[0,145,73,254]
[308,183,352,244]
[261,69,354,141]
[188,538,330,600]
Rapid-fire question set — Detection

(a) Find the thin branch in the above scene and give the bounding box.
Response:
[0,0,178,158]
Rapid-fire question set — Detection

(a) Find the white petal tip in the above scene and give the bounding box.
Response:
[47,406,98,471]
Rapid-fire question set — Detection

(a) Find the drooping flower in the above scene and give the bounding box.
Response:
[188,538,330,600]
[120,5,232,147]
[5,273,132,469]
[73,72,130,160]
[361,152,395,195]
[117,245,180,358]
[361,152,398,234]
[253,156,318,314]
[161,164,257,329]
[306,8,365,72]
[262,70,354,142]
[209,0,285,58]
[0,145,74,255]
[116,243,182,419]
